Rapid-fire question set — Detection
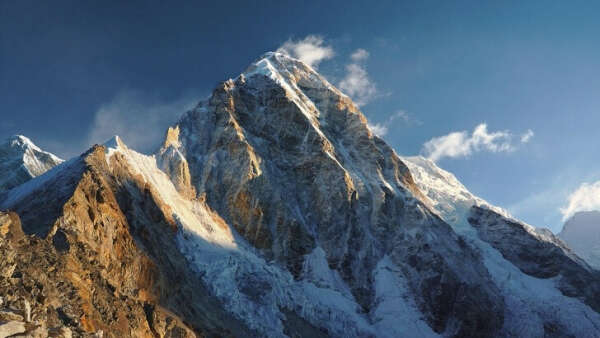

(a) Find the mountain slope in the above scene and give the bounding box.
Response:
[559,210,600,269]
[0,139,249,337]
[403,156,600,336]
[0,135,63,192]
[158,52,507,336]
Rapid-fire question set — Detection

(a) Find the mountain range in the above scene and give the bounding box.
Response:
[0,52,599,338]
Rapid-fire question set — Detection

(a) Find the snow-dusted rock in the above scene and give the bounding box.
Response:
[404,155,600,336]
[159,52,505,336]
[0,135,62,192]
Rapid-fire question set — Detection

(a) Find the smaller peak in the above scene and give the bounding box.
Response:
[12,134,32,143]
[162,126,181,149]
[5,135,41,151]
[103,135,126,150]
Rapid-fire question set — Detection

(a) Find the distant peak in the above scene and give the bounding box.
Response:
[6,134,39,150]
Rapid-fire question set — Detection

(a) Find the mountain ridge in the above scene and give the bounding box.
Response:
[1,52,599,337]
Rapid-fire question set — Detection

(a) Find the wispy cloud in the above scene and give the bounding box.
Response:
[338,48,378,107]
[560,181,600,221]
[423,123,533,162]
[87,90,199,153]
[368,110,421,137]
[521,129,534,143]
[350,48,369,62]
[277,35,334,68]
[367,123,388,137]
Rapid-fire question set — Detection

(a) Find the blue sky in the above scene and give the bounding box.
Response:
[2,0,600,232]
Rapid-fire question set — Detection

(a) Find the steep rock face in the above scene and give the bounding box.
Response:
[0,142,247,337]
[159,52,505,336]
[559,210,600,269]
[404,156,600,336]
[0,135,63,192]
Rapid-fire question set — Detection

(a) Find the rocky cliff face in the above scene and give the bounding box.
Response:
[158,52,506,337]
[1,52,600,337]
[559,210,600,269]
[0,135,63,192]
[0,141,248,337]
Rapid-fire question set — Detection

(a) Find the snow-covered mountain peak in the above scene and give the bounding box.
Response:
[0,134,63,192]
[102,135,128,158]
[8,135,41,151]
[102,135,124,149]
[240,51,349,112]
[242,51,316,80]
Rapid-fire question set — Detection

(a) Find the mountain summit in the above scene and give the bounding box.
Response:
[1,52,600,337]
[0,135,63,192]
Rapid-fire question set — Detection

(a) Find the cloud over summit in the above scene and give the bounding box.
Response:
[277,35,334,68]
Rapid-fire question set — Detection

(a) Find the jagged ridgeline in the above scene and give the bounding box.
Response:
[1,52,599,337]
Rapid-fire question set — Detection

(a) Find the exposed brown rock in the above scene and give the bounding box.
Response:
[0,146,250,337]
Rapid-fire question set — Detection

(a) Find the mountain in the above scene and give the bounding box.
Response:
[0,52,599,337]
[403,156,600,336]
[559,210,600,269]
[0,135,63,192]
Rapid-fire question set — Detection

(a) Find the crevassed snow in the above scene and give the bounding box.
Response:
[402,155,600,336]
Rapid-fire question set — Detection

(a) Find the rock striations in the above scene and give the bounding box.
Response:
[0,52,599,337]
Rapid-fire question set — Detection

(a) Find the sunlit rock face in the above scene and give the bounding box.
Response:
[0,135,63,192]
[559,210,600,269]
[159,52,506,336]
[0,142,249,336]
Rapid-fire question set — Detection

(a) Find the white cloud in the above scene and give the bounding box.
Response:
[277,35,334,68]
[87,90,198,153]
[367,110,421,137]
[339,49,378,107]
[367,123,388,137]
[423,123,533,162]
[521,129,534,143]
[350,48,369,62]
[560,181,600,221]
